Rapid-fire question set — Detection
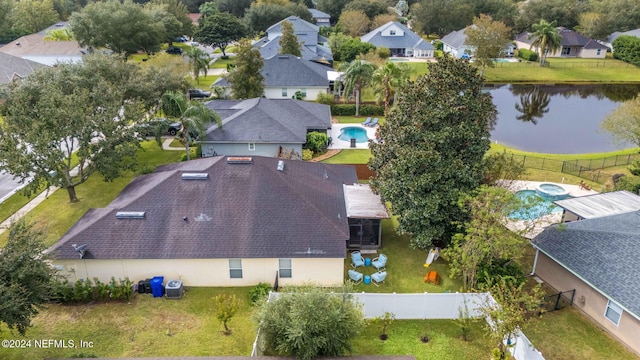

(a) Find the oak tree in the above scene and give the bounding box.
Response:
[194,12,246,57]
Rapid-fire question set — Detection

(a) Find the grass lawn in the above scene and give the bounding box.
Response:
[0,189,38,224]
[192,75,219,90]
[0,287,257,360]
[335,115,386,125]
[0,141,183,247]
[322,149,372,164]
[209,57,234,69]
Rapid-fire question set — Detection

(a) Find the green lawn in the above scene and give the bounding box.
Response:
[334,116,386,125]
[322,149,372,164]
[209,57,234,69]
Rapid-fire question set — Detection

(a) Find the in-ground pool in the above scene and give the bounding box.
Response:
[338,126,369,143]
[509,190,564,220]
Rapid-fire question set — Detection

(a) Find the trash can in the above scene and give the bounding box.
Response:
[350,138,356,148]
[150,276,165,298]
[365,258,371,266]
[364,275,371,285]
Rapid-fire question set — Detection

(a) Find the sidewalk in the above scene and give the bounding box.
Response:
[0,186,58,236]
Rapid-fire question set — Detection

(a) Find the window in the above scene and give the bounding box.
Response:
[597,49,601,55]
[562,47,570,55]
[390,30,396,35]
[282,88,287,97]
[248,142,255,151]
[605,300,623,325]
[300,88,307,97]
[279,258,292,278]
[229,259,243,279]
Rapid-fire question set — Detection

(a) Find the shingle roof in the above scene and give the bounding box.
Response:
[48,156,357,260]
[203,98,331,143]
[554,190,640,219]
[0,53,46,84]
[441,28,468,49]
[309,8,330,19]
[361,22,434,51]
[254,36,333,62]
[516,29,607,49]
[215,55,331,88]
[532,211,640,319]
[607,29,640,43]
[266,16,319,34]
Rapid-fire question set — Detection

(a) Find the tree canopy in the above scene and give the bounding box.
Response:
[369,56,496,249]
[243,2,312,34]
[0,220,58,335]
[464,14,511,76]
[338,10,370,37]
[0,54,186,202]
[195,12,246,57]
[410,0,473,38]
[278,20,301,57]
[339,59,375,116]
[529,19,562,66]
[224,38,264,99]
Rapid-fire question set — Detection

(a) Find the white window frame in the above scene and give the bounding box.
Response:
[300,88,307,97]
[282,88,287,97]
[390,30,396,35]
[604,299,623,325]
[597,49,601,56]
[248,142,256,151]
[279,258,292,278]
[229,259,243,279]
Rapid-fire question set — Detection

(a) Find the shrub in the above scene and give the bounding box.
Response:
[330,104,384,116]
[249,282,272,305]
[376,47,391,59]
[53,277,135,304]
[302,149,313,160]
[316,93,335,105]
[517,48,538,62]
[613,35,640,66]
[434,50,444,58]
[305,132,328,154]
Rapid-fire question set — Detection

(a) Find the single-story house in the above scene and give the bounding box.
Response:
[604,28,640,50]
[200,98,331,158]
[47,156,389,287]
[0,53,46,84]
[309,8,331,27]
[554,190,640,222]
[531,210,640,356]
[253,16,333,64]
[441,26,515,59]
[212,54,334,100]
[514,27,607,59]
[0,22,84,65]
[361,21,434,58]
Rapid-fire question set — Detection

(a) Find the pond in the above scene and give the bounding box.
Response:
[487,84,640,154]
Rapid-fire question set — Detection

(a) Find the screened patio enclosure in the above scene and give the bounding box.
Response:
[343,184,390,250]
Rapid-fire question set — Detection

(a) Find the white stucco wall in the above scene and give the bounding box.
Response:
[53,257,345,287]
[263,86,328,101]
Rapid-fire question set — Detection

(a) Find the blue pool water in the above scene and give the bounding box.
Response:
[338,126,369,143]
[509,190,564,220]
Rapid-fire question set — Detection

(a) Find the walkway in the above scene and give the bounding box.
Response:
[0,187,59,236]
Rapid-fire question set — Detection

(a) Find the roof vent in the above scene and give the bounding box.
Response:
[116,211,146,219]
[181,173,209,180]
[278,55,289,59]
[227,156,253,164]
[277,160,285,171]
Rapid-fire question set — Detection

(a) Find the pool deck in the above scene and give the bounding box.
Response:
[328,123,378,150]
[504,180,598,239]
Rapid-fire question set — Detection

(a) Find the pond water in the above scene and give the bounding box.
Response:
[487,84,640,154]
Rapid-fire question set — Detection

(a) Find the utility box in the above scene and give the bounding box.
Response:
[165,280,184,299]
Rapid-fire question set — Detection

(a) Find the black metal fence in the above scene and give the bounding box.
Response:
[492,60,637,68]
[541,289,575,313]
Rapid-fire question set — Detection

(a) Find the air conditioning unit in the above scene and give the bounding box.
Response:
[165,280,184,299]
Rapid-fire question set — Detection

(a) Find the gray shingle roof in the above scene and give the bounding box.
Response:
[48,156,357,260]
[215,55,331,88]
[203,98,331,143]
[254,36,333,62]
[309,8,330,20]
[532,211,640,319]
[441,28,468,49]
[0,53,46,84]
[607,28,640,43]
[554,190,640,219]
[266,16,318,34]
[361,22,434,51]
[516,28,607,49]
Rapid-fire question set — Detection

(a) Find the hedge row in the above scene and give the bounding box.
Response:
[330,104,385,116]
[517,49,538,62]
[613,35,640,67]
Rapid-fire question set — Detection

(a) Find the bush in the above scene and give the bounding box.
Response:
[53,277,135,304]
[434,50,444,58]
[249,282,272,305]
[517,48,538,62]
[305,132,328,154]
[613,35,640,66]
[330,104,384,116]
[316,93,335,105]
[302,149,313,160]
[376,47,391,59]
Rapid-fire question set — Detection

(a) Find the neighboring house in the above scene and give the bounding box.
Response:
[531,210,640,356]
[309,8,331,27]
[604,28,640,50]
[441,26,515,59]
[253,16,333,64]
[200,98,331,158]
[514,27,607,59]
[212,54,333,100]
[47,156,389,287]
[0,53,46,84]
[554,190,640,222]
[0,22,84,65]
[361,21,434,58]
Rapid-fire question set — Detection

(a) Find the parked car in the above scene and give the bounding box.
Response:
[166,46,183,55]
[174,36,188,42]
[189,88,211,99]
[138,119,183,136]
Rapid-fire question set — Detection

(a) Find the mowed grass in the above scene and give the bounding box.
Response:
[0,287,257,360]
[322,149,372,164]
[334,116,386,125]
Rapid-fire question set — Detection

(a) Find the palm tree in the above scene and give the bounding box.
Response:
[514,86,551,125]
[529,20,562,66]
[43,28,74,41]
[371,61,410,116]
[185,47,211,84]
[160,91,221,160]
[338,60,375,116]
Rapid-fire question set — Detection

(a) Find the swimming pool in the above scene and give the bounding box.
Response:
[338,126,369,143]
[509,190,564,220]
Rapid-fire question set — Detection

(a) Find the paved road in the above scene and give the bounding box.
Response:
[0,170,27,204]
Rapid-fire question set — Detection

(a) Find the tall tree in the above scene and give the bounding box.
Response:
[0,220,58,335]
[601,96,640,148]
[315,0,350,26]
[160,91,221,160]
[278,20,301,57]
[185,47,211,84]
[337,10,370,37]
[339,60,375,116]
[0,54,181,202]
[14,0,60,34]
[213,0,252,18]
[257,286,364,360]
[149,0,193,39]
[43,27,74,41]
[224,38,264,99]
[195,12,246,57]
[528,19,562,66]
[343,0,388,20]
[515,0,587,33]
[464,14,512,77]
[371,61,410,116]
[410,0,473,38]
[369,55,496,249]
[243,2,312,34]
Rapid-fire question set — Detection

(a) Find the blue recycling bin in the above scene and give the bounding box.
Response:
[150,276,164,298]
[364,275,371,285]
[365,258,371,266]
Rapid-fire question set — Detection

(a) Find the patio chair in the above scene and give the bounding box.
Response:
[371,271,387,286]
[348,269,364,284]
[361,117,372,125]
[367,118,379,127]
[372,253,387,271]
[351,251,365,268]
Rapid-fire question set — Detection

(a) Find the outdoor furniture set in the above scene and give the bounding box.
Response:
[360,117,379,127]
[349,251,387,286]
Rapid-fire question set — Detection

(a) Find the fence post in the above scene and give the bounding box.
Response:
[541,158,545,170]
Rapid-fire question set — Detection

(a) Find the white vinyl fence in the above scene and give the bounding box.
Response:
[253,292,544,360]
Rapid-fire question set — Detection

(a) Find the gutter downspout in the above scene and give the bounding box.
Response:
[530,248,539,276]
